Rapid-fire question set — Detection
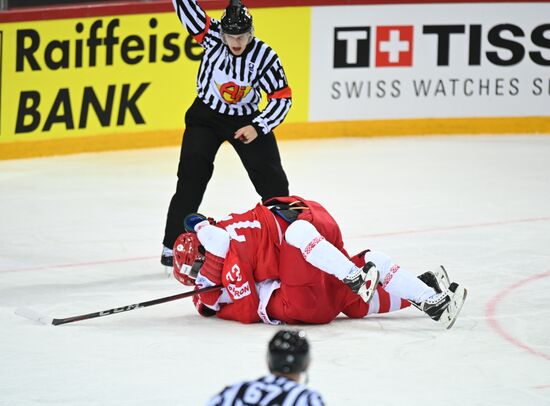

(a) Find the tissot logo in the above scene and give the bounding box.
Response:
[334,23,550,69]
[376,26,414,67]
[333,26,414,68]
[334,27,370,68]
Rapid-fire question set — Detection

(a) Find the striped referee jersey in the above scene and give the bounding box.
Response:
[172,0,293,135]
[206,374,326,406]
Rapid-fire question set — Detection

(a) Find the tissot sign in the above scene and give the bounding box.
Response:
[310,3,550,121]
[333,24,549,68]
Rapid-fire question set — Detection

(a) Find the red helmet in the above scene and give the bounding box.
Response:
[173,233,206,286]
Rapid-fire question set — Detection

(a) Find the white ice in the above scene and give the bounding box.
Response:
[1,135,549,405]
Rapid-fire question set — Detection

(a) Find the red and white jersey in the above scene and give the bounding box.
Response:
[194,196,411,324]
[217,204,281,282]
[197,203,282,323]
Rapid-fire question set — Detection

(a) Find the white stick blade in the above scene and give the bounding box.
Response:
[15,307,54,325]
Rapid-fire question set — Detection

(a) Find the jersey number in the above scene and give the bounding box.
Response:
[225,220,261,242]
[242,382,282,405]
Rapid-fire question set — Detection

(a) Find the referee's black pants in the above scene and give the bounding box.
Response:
[163,98,289,248]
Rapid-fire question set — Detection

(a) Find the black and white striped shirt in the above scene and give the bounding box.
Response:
[206,374,326,406]
[172,0,293,135]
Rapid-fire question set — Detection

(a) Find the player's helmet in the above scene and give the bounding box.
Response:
[173,233,206,286]
[220,0,253,35]
[267,330,310,374]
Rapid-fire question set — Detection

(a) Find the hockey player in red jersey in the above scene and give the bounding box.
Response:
[173,196,467,328]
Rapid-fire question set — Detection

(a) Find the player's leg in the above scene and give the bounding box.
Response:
[362,251,466,328]
[284,220,379,303]
[363,251,437,302]
[342,285,411,319]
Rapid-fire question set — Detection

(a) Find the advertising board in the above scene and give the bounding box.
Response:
[0,1,548,159]
[309,3,550,121]
[0,6,310,157]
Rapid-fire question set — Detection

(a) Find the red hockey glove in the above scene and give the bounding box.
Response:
[199,252,225,285]
[192,291,217,317]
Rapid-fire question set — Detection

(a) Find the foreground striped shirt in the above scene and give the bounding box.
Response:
[172,0,292,135]
[206,374,325,406]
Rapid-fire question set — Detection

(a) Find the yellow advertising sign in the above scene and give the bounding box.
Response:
[0,7,310,157]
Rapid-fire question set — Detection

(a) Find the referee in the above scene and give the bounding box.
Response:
[206,330,325,405]
[162,0,292,266]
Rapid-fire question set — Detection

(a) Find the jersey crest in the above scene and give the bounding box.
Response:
[215,81,252,104]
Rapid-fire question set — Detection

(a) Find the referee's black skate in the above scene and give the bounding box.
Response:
[343,262,379,304]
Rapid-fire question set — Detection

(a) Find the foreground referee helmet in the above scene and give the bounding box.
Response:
[268,330,311,377]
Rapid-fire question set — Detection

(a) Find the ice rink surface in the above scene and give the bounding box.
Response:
[1,135,549,405]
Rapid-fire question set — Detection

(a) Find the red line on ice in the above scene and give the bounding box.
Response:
[486,271,550,361]
[350,216,550,239]
[2,216,549,273]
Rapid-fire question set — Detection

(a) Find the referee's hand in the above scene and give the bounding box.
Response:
[234,125,258,144]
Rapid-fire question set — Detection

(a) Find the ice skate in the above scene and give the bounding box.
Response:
[418,265,451,293]
[417,282,467,329]
[343,262,380,304]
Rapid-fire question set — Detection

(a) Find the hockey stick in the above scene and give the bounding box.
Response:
[14,284,222,326]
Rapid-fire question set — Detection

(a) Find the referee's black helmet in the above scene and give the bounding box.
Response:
[268,330,310,374]
[221,0,253,35]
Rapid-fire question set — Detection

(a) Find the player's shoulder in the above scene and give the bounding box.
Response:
[216,208,258,227]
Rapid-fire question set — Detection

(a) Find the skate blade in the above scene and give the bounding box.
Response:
[164,266,173,278]
[441,286,467,329]
[437,265,451,290]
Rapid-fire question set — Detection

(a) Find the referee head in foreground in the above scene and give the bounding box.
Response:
[206,330,325,405]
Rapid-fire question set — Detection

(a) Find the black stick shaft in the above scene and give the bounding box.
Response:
[51,284,222,325]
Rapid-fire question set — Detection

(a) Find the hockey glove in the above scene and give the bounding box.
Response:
[193,292,217,317]
[199,252,225,285]
[184,213,217,233]
[193,271,223,317]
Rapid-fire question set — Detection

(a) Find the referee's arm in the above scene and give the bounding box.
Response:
[172,0,211,37]
[252,62,293,135]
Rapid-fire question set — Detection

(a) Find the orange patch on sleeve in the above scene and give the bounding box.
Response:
[193,14,211,44]
[268,86,292,100]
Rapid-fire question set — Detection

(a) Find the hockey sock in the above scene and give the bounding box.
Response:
[367,287,411,315]
[285,219,356,280]
[364,251,435,303]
